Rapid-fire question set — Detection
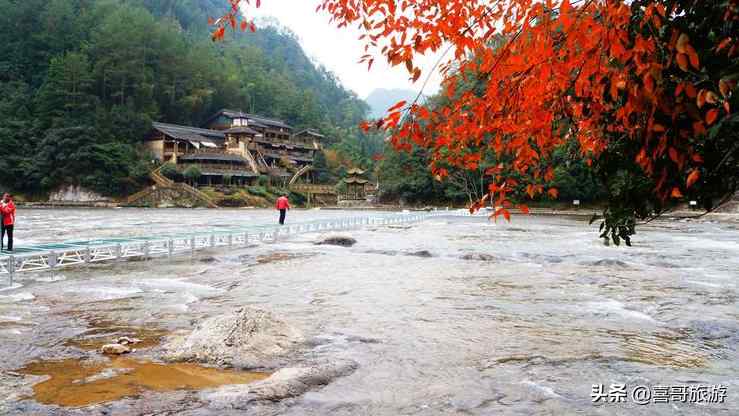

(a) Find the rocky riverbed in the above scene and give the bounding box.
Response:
[0,209,737,415]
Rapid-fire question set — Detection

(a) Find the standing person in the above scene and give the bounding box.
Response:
[1,193,15,252]
[276,193,290,225]
[0,194,4,251]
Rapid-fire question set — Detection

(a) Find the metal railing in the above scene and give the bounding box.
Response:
[0,210,469,286]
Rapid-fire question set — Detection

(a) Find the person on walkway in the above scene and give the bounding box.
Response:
[1,193,15,252]
[276,194,290,225]
[0,194,4,251]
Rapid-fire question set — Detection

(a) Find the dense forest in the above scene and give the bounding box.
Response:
[0,0,370,197]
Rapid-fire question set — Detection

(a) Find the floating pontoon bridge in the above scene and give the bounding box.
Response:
[1,211,467,285]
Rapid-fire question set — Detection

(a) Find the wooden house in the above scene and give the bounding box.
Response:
[203,109,325,178]
[145,110,327,187]
[144,122,258,186]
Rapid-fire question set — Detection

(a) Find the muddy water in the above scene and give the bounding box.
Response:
[0,209,738,415]
[19,358,269,407]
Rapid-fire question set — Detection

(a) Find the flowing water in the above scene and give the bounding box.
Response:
[0,208,737,415]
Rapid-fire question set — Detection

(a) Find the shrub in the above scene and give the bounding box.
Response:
[183,165,202,185]
[248,186,269,198]
[289,191,307,205]
[159,162,178,180]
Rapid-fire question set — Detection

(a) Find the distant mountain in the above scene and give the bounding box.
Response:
[365,88,420,119]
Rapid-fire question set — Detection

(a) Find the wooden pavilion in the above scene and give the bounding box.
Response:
[343,168,369,200]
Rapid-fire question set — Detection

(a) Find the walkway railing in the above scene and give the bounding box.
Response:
[289,183,337,195]
[0,210,469,286]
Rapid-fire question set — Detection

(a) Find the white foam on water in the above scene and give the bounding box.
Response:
[0,329,23,335]
[172,304,189,312]
[0,292,35,302]
[424,221,449,226]
[136,279,221,296]
[690,271,734,281]
[686,280,722,288]
[585,299,656,322]
[670,236,739,251]
[183,293,199,304]
[0,315,23,321]
[520,380,563,398]
[66,286,143,301]
[34,274,67,283]
[0,283,23,292]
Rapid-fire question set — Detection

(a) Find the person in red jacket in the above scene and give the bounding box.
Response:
[1,193,15,252]
[0,196,3,251]
[275,194,290,225]
[0,198,5,251]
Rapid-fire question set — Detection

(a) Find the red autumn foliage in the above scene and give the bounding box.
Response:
[321,0,737,212]
[218,0,738,219]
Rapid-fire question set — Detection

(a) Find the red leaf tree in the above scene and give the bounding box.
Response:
[217,0,738,244]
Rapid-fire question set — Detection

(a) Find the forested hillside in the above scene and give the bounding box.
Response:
[0,0,368,197]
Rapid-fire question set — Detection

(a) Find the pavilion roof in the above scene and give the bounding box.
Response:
[345,178,369,184]
[346,167,366,175]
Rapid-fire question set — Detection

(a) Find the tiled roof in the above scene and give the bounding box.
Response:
[224,126,260,135]
[204,109,293,130]
[293,129,325,139]
[152,122,225,146]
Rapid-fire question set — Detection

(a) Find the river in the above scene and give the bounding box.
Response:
[0,208,737,415]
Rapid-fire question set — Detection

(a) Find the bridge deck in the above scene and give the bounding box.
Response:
[1,211,466,285]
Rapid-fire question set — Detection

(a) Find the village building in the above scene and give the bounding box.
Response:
[203,110,320,179]
[144,109,326,186]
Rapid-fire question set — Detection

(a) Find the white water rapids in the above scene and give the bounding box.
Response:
[0,208,737,415]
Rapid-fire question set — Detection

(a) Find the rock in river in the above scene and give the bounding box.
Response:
[116,336,142,345]
[461,253,497,261]
[163,307,304,368]
[315,235,357,247]
[202,360,359,409]
[100,343,131,355]
[406,250,433,258]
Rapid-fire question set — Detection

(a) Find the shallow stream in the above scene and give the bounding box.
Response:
[0,208,737,415]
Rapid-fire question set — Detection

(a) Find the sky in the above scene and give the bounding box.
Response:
[245,1,442,99]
